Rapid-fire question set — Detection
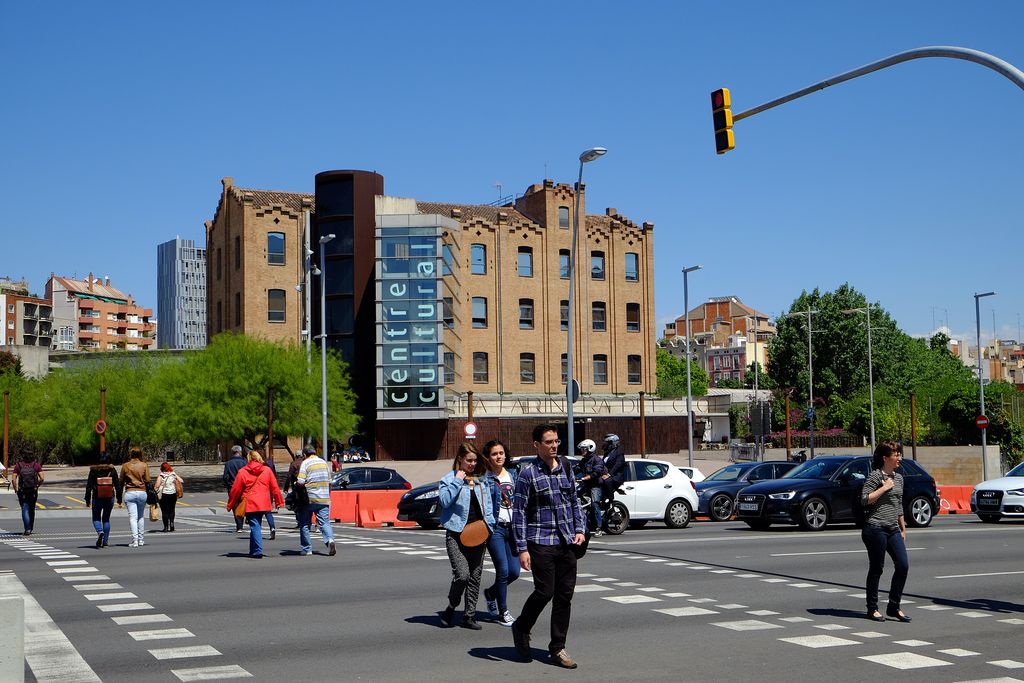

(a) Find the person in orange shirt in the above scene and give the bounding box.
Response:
[226,451,284,559]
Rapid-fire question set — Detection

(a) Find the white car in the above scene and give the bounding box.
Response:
[971,462,1024,522]
[677,466,706,483]
[607,458,698,532]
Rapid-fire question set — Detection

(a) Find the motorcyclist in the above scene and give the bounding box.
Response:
[576,439,608,536]
[601,434,626,506]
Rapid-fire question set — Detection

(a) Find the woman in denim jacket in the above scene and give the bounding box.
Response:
[439,442,495,630]
[481,439,520,627]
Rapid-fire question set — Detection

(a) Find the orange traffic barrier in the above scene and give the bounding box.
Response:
[330,491,360,523]
[938,485,973,514]
[355,490,417,528]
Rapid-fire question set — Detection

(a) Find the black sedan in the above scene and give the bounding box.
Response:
[330,467,411,491]
[695,461,799,522]
[734,455,939,531]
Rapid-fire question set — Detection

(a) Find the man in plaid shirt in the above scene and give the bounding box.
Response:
[511,423,586,669]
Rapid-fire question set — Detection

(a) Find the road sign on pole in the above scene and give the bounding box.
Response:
[976,415,989,429]
[464,422,477,440]
[95,420,107,435]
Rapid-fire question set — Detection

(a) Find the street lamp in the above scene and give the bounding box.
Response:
[318,234,336,459]
[566,146,606,456]
[975,290,996,480]
[683,265,702,468]
[785,308,819,459]
[842,305,878,453]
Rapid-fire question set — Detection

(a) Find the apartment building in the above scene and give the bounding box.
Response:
[156,236,208,349]
[45,274,154,351]
[0,278,54,349]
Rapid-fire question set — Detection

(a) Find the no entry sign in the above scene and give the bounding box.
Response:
[976,415,989,429]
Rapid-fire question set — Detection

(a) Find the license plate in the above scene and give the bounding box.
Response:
[978,500,999,507]
[738,503,759,511]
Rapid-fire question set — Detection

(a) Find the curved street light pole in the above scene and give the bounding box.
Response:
[566,147,606,456]
[683,265,702,468]
[975,291,996,480]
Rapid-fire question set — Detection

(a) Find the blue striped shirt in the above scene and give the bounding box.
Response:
[512,457,585,553]
[297,456,331,504]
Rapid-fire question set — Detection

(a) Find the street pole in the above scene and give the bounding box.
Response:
[752,316,760,459]
[975,291,996,481]
[2,391,8,470]
[683,265,702,468]
[319,234,336,457]
[786,309,818,459]
[566,147,606,456]
[843,306,877,453]
[99,387,106,457]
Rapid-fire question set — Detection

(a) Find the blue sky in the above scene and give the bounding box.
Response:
[2,1,1022,348]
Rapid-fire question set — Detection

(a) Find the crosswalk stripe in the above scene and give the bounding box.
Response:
[84,592,138,601]
[128,628,195,641]
[858,652,953,669]
[150,645,221,660]
[113,614,174,625]
[172,664,253,681]
[96,602,154,612]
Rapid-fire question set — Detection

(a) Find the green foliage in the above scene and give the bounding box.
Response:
[0,350,23,377]
[656,348,708,398]
[743,361,774,390]
[715,378,743,389]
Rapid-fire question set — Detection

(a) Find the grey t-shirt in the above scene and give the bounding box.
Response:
[861,470,904,529]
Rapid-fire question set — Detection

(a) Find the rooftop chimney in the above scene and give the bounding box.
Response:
[87,272,94,292]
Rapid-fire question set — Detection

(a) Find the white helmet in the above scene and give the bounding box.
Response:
[577,439,597,455]
[603,433,620,448]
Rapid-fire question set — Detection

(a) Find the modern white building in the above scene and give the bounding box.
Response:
[156,237,207,349]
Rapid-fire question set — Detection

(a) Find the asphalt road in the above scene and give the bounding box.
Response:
[1,510,1022,682]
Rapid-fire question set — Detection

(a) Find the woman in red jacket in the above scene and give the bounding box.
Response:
[226,451,284,559]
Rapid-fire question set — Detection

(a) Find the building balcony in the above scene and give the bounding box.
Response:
[78,329,95,339]
[79,300,96,310]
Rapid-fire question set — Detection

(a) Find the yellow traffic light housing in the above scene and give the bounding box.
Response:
[711,88,735,154]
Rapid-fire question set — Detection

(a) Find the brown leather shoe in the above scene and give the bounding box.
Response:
[550,649,578,669]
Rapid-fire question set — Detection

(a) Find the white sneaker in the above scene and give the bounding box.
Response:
[129,541,139,548]
[498,610,516,627]
[138,539,144,547]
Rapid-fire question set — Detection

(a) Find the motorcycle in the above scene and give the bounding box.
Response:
[575,474,628,536]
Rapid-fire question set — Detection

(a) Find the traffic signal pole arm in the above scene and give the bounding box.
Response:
[731,46,1024,124]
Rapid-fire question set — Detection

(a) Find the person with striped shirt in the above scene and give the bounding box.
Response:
[860,440,910,623]
[296,445,336,557]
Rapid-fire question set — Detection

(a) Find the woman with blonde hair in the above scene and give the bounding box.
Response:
[438,442,495,630]
[119,447,151,548]
[226,450,284,559]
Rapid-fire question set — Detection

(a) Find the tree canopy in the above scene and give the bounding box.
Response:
[656,348,708,398]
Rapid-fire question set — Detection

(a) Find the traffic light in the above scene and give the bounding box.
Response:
[711,88,735,154]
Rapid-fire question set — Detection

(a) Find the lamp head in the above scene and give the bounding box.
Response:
[319,234,336,244]
[682,265,703,275]
[975,291,996,299]
[579,147,607,164]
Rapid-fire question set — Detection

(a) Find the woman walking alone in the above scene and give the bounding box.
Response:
[439,442,495,630]
[226,451,283,559]
[119,448,151,548]
[861,440,912,623]
[155,462,184,532]
[482,439,520,626]
[85,454,122,548]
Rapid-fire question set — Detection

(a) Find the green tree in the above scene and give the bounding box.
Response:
[0,350,23,377]
[656,348,708,399]
[715,378,743,389]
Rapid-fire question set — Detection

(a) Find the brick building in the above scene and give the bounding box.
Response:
[45,274,154,351]
[1,277,53,349]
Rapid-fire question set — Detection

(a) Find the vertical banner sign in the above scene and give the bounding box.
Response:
[376,220,447,418]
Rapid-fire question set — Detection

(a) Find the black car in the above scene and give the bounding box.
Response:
[330,467,411,492]
[734,455,939,531]
[695,461,799,522]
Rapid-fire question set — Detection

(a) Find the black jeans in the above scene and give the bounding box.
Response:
[862,524,909,612]
[158,494,178,528]
[516,541,578,654]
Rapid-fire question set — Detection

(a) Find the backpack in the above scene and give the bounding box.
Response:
[96,475,115,499]
[18,465,39,491]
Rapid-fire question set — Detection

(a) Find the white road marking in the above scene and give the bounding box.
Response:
[0,572,102,682]
[709,569,735,574]
[603,595,662,604]
[770,548,924,557]
[817,588,848,593]
[788,582,818,588]
[113,614,174,625]
[813,624,850,631]
[894,639,932,646]
[780,635,861,648]
[952,678,1024,683]
[734,573,762,578]
[150,645,221,660]
[1000,619,1024,625]
[746,610,779,616]
[688,598,717,604]
[990,662,1024,670]
[714,604,748,610]
[662,592,691,598]
[576,573,598,578]
[128,628,195,641]
[686,565,711,570]
[760,578,788,583]
[172,664,253,681]
[938,648,980,656]
[75,583,123,591]
[644,558,668,563]
[614,582,640,587]
[712,619,783,631]
[637,587,665,592]
[400,551,438,555]
[779,617,813,623]
[55,567,99,574]
[84,592,138,601]
[592,577,618,582]
[859,652,952,669]
[653,606,719,617]
[573,585,612,592]
[63,575,111,582]
[667,562,690,566]
[957,611,993,618]
[97,602,155,612]
[851,631,888,638]
[936,570,1024,579]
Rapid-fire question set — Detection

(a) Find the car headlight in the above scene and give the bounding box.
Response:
[1006,489,1024,497]
[416,490,440,501]
[768,491,797,500]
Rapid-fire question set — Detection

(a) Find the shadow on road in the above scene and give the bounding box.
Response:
[405,614,451,629]
[467,646,527,663]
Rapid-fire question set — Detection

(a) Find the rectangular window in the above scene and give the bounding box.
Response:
[560,353,568,384]
[216,301,223,332]
[234,292,241,326]
[471,244,486,275]
[628,354,642,384]
[593,354,608,385]
[267,289,286,323]
[520,353,536,383]
[216,248,222,280]
[442,244,455,276]
[591,251,605,280]
[625,252,639,281]
[559,249,570,278]
[626,302,640,332]
[517,247,533,277]
[519,298,534,329]
[558,206,570,229]
[268,232,285,265]
[472,297,487,328]
[444,352,455,384]
[473,352,488,383]
[560,300,569,331]
[234,236,241,270]
[592,301,606,332]
[442,297,454,328]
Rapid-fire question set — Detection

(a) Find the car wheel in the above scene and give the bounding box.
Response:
[978,513,1002,523]
[664,499,692,529]
[418,521,440,530]
[907,496,934,528]
[799,498,829,531]
[604,502,629,535]
[709,493,734,522]
[745,520,770,530]
[628,520,648,529]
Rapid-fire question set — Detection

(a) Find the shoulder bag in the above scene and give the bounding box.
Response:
[458,480,491,547]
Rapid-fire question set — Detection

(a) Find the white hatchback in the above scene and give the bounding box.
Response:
[609,458,698,531]
[971,461,1024,522]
